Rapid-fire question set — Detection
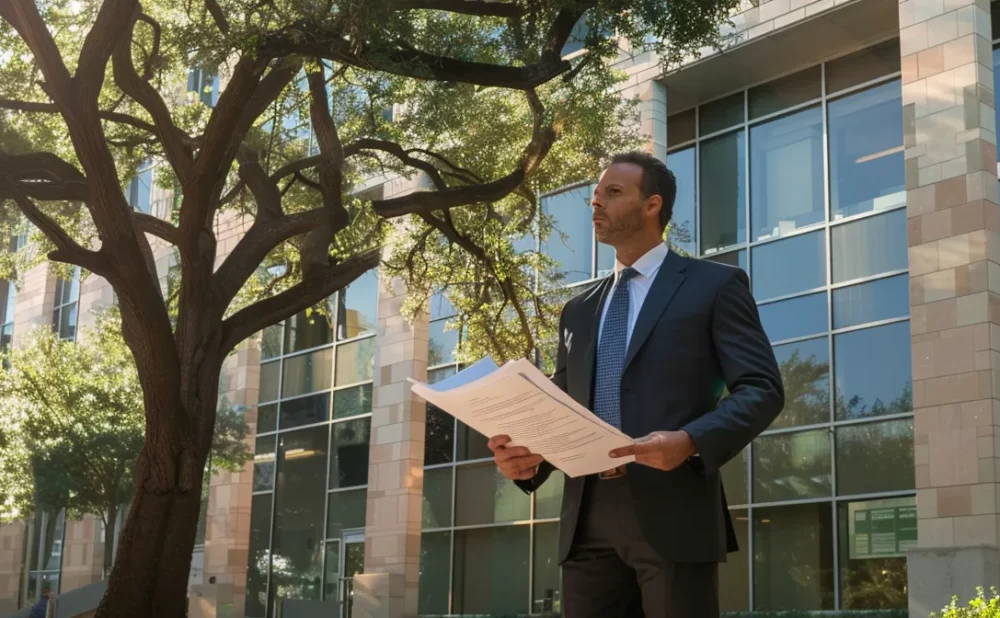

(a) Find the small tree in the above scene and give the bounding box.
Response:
[0,308,251,575]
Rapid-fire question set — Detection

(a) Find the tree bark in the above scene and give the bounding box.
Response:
[102,504,117,578]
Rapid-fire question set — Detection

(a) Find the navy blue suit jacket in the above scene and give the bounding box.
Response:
[516,249,784,564]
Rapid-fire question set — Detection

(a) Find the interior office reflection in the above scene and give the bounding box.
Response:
[246,269,378,618]
[664,39,913,612]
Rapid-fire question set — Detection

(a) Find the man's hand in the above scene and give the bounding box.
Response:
[609,430,697,472]
[489,435,544,481]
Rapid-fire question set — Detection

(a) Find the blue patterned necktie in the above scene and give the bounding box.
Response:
[594,267,638,429]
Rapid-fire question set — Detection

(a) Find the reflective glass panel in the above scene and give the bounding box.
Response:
[535,471,566,519]
[336,269,378,340]
[667,147,697,256]
[533,523,562,614]
[429,292,456,321]
[271,427,328,602]
[772,337,830,429]
[333,383,372,419]
[323,540,340,603]
[259,361,280,403]
[256,404,277,434]
[425,405,455,466]
[262,324,283,360]
[667,109,696,147]
[334,337,375,386]
[721,448,748,506]
[280,392,331,430]
[753,429,832,502]
[453,526,530,614]
[419,532,451,615]
[542,185,594,284]
[832,210,907,283]
[456,421,492,461]
[833,274,909,329]
[720,509,750,612]
[700,92,744,136]
[750,108,825,241]
[326,488,366,539]
[429,319,459,366]
[422,467,453,529]
[754,503,835,610]
[838,496,914,610]
[835,322,912,420]
[454,463,531,525]
[700,130,747,254]
[829,81,905,219]
[837,419,915,495]
[284,308,333,353]
[706,249,747,272]
[748,66,822,120]
[758,293,828,343]
[329,418,370,489]
[40,511,64,571]
[282,348,333,399]
[254,435,276,492]
[751,231,826,300]
[245,493,272,617]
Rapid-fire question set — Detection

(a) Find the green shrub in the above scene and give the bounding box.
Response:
[931,587,1000,617]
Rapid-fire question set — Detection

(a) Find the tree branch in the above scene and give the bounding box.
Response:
[0,152,89,202]
[402,0,522,18]
[133,212,180,245]
[0,99,159,134]
[220,248,381,353]
[135,13,162,81]
[541,1,599,62]
[0,1,74,103]
[113,14,195,185]
[204,0,231,34]
[76,0,139,98]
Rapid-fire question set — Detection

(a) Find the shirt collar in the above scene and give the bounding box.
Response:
[614,243,669,282]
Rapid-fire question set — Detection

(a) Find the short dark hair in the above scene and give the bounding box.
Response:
[610,151,677,231]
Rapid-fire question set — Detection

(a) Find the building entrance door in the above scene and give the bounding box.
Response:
[332,530,365,618]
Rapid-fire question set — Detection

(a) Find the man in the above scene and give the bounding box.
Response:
[488,151,784,617]
[28,585,51,618]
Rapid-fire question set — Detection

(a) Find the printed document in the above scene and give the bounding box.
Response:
[408,357,635,477]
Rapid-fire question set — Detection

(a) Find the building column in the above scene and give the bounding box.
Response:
[0,522,27,612]
[354,273,428,618]
[638,80,668,162]
[901,0,1000,615]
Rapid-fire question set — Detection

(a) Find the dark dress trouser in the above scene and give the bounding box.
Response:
[561,476,719,618]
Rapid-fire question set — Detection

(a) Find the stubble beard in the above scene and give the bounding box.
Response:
[596,207,645,247]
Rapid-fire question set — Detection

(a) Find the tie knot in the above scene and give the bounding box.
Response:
[619,267,639,282]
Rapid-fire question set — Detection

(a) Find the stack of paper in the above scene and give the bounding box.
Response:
[408,357,635,478]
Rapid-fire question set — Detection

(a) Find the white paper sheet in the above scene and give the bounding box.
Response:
[409,357,635,477]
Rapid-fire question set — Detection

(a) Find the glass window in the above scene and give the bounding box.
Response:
[832,210,907,283]
[429,292,456,321]
[259,361,280,403]
[826,39,901,95]
[772,337,830,429]
[721,448,748,506]
[254,436,276,492]
[40,511,64,571]
[326,488,366,539]
[542,185,594,284]
[284,309,333,353]
[700,130,746,254]
[127,167,153,214]
[56,303,77,340]
[667,108,696,147]
[748,66,822,120]
[454,463,531,526]
[838,496,914,610]
[282,348,333,399]
[829,80,905,220]
[533,523,561,614]
[323,540,341,603]
[833,274,909,329]
[271,427,329,603]
[245,493,273,617]
[706,249,747,272]
[329,418,370,489]
[667,147,697,256]
[456,421,492,461]
[751,231,826,300]
[699,92,744,136]
[535,472,565,519]
[334,337,375,386]
[425,405,455,466]
[280,392,331,430]
[336,269,378,340]
[758,293,828,343]
[262,324,283,360]
[452,526,530,614]
[835,322,912,420]
[429,319,459,366]
[750,107,825,241]
[837,419,914,495]
[753,429,832,503]
[419,531,451,615]
[720,509,749,612]
[596,231,615,279]
[422,467,453,529]
[333,384,372,419]
[754,503,835,610]
[256,403,277,434]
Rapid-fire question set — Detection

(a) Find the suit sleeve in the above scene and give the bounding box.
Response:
[681,269,785,477]
[513,304,567,494]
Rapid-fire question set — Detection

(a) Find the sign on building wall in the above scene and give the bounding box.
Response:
[850,506,917,559]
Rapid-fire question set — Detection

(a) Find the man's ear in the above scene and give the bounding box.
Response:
[646,195,663,221]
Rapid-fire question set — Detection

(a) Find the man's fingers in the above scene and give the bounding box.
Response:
[610,434,663,458]
[495,445,535,463]
[609,445,634,459]
[488,435,512,452]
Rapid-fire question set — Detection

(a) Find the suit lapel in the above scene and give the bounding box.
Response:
[624,251,688,371]
[577,276,613,409]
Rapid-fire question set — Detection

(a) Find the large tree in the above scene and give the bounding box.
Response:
[0,1,742,615]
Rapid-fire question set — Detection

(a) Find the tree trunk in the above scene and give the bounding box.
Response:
[102,504,117,578]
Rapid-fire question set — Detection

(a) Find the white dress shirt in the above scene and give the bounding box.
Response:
[597,243,670,348]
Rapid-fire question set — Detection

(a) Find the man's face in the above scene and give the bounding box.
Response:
[591,163,658,245]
